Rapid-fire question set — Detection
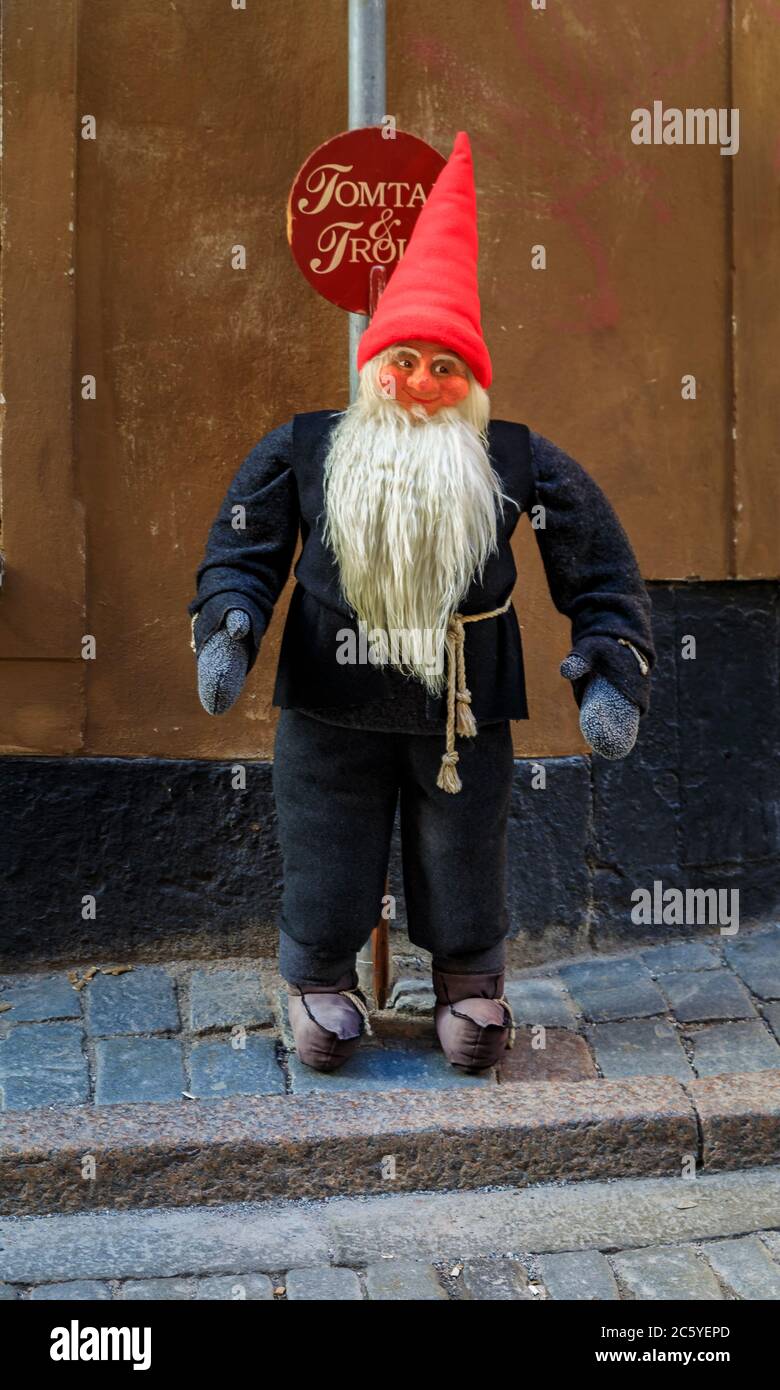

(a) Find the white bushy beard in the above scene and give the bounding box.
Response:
[322,369,504,695]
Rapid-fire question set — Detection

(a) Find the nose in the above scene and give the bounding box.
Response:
[408,362,437,396]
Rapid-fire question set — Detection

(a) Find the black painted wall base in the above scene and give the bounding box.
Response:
[1,583,778,970]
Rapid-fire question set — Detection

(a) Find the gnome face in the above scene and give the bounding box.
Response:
[378,340,471,417]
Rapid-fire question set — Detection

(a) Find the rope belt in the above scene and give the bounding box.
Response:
[437,596,513,795]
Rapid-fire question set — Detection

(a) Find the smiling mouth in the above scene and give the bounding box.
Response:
[406,389,441,402]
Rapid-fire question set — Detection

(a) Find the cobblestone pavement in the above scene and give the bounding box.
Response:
[1,1169,780,1300]
[0,925,778,1110]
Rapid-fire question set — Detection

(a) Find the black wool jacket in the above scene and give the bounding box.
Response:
[188,412,655,726]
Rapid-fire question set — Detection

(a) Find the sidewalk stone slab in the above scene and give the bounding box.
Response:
[559,959,667,1022]
[288,1043,492,1093]
[95,1037,186,1105]
[0,973,80,1022]
[759,1231,780,1260]
[690,1072,780,1170]
[588,1019,693,1081]
[702,1235,780,1299]
[0,1022,88,1109]
[0,1284,17,1300]
[687,1021,780,1076]
[188,969,273,1033]
[0,1204,330,1282]
[30,1280,112,1300]
[537,1250,619,1300]
[85,967,179,1037]
[189,1036,284,1098]
[460,1257,534,1300]
[641,943,721,974]
[6,1170,780,1286]
[195,1273,274,1300]
[325,1170,780,1265]
[504,977,578,1028]
[724,927,780,1000]
[660,969,756,1023]
[365,1261,446,1300]
[499,1028,597,1083]
[119,1278,196,1300]
[286,1267,362,1301]
[610,1245,724,1300]
[765,1004,780,1043]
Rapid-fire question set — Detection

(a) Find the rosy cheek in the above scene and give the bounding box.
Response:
[440,376,469,405]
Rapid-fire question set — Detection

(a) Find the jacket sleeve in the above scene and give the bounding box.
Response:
[528,430,655,714]
[187,419,299,671]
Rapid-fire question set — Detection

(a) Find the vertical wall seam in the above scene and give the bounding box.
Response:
[727,0,738,581]
[72,0,87,753]
[0,6,6,556]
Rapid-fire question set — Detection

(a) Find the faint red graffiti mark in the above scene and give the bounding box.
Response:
[506,0,732,331]
[407,1,731,335]
[637,0,730,81]
[753,0,780,21]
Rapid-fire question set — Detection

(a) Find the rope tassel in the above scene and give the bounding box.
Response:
[436,598,512,795]
[436,750,462,794]
[456,692,477,738]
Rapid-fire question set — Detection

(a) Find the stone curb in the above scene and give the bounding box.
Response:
[0,1076,700,1217]
[687,1070,780,1170]
[2,1072,779,1218]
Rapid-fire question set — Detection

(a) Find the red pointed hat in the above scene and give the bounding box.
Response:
[356,131,492,389]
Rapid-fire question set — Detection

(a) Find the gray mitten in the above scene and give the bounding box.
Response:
[560,653,639,760]
[197,608,252,715]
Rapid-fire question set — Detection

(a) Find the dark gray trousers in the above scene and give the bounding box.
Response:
[272,709,514,987]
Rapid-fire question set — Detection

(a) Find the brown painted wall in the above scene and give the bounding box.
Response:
[1,0,776,761]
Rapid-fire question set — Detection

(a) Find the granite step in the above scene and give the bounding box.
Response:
[2,1069,780,1217]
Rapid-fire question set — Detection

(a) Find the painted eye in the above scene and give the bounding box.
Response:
[433,362,451,375]
[394,355,414,369]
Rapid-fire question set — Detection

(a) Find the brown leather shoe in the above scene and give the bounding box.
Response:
[432,968,515,1072]
[287,972,371,1072]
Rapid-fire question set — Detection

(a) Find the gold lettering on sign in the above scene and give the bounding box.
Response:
[298,162,428,276]
[297,163,353,216]
[310,223,363,274]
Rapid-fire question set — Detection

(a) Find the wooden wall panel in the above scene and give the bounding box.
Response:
[0,0,85,664]
[75,0,348,759]
[733,0,780,578]
[0,662,84,755]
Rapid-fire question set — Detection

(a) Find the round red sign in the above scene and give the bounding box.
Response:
[287,127,446,315]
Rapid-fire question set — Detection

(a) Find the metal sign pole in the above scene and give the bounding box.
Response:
[348,0,386,403]
[349,0,391,1008]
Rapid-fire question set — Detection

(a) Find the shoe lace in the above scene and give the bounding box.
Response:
[339,988,373,1037]
[496,994,516,1050]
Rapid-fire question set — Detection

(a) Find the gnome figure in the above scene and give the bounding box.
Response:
[189,133,655,1073]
